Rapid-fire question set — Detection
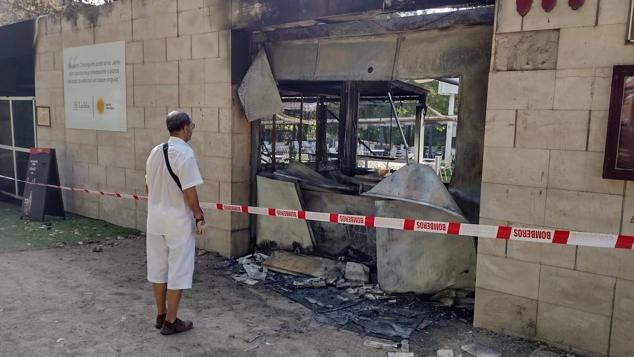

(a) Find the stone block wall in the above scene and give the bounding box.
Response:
[34,0,250,257]
[475,1,634,355]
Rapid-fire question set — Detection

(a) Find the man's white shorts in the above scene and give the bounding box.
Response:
[146,232,196,290]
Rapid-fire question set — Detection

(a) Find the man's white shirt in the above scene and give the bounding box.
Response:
[146,136,203,236]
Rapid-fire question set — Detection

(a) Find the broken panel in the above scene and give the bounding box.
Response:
[238,49,283,122]
[256,175,314,249]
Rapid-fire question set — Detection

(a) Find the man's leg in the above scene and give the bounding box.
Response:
[153,283,167,315]
[165,289,183,323]
[147,234,169,328]
[160,231,195,335]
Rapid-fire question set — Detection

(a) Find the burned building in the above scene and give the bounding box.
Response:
[0,0,631,355]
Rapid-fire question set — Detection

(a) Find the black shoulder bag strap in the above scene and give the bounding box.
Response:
[162,143,182,191]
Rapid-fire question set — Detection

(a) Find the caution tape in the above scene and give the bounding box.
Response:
[2,174,633,250]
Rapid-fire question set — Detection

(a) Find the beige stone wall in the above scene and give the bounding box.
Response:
[476,0,634,355]
[34,0,249,257]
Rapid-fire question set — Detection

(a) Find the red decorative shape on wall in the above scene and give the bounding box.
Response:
[542,0,556,12]
[569,0,584,10]
[516,0,533,16]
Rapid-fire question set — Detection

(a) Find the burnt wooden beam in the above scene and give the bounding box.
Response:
[298,97,303,162]
[384,0,493,11]
[315,99,328,171]
[254,6,493,43]
[232,0,494,30]
[232,0,382,30]
[271,114,277,171]
[337,82,360,173]
[249,120,260,250]
[387,91,411,164]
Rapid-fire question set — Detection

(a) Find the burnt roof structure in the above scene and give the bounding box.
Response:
[232,0,495,31]
[278,80,428,102]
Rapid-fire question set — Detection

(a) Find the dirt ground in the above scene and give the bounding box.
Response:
[2,238,391,357]
[0,201,577,357]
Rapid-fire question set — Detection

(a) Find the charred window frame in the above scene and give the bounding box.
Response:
[256,80,429,174]
[257,96,342,171]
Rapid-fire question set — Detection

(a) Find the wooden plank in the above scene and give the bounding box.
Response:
[263,251,342,278]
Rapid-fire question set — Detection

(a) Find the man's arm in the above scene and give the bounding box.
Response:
[179,152,205,233]
[183,187,205,234]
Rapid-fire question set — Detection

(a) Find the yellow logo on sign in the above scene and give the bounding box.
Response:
[96,98,105,114]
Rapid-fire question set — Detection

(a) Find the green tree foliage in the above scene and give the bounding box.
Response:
[418,80,451,115]
[355,80,458,148]
[278,80,458,155]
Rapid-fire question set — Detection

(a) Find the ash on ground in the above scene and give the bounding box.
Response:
[197,249,578,357]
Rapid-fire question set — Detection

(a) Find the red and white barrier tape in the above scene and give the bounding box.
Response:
[2,175,147,202]
[2,174,632,250]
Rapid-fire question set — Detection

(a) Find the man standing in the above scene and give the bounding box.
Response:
[145,111,206,335]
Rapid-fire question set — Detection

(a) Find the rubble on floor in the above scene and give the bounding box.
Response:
[183,248,579,356]
[461,343,502,357]
[263,250,342,278]
[345,262,370,283]
[231,253,270,284]
[437,349,454,357]
[527,348,571,357]
[229,250,475,342]
[363,338,402,351]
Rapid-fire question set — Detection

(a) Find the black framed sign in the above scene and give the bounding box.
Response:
[604,66,634,180]
[21,148,65,221]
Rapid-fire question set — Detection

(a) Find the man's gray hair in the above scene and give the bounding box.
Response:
[166,111,191,134]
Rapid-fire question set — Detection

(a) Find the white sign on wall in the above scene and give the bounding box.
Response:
[63,41,126,131]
